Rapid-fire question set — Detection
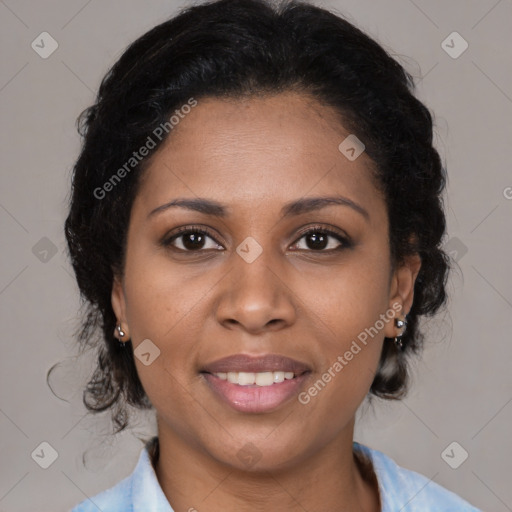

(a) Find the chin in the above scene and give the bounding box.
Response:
[205,435,307,474]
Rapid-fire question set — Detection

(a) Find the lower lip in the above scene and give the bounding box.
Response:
[202,372,310,413]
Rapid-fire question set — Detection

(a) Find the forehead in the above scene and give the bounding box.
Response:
[134,92,384,220]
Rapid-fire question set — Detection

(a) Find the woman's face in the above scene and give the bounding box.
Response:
[112,91,420,470]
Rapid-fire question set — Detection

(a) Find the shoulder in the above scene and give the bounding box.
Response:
[69,436,170,512]
[69,474,132,512]
[353,442,482,512]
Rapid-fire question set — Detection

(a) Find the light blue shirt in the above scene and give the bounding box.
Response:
[70,436,481,511]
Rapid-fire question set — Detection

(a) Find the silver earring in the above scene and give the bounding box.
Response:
[394,317,406,350]
[117,324,126,346]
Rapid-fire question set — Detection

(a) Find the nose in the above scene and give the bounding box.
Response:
[214,247,297,334]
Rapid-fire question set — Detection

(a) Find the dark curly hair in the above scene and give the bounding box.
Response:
[61,0,450,434]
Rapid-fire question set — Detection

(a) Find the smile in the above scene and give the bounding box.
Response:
[213,371,296,386]
[200,353,312,413]
[201,370,310,413]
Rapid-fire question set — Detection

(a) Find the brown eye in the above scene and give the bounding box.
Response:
[290,227,351,252]
[163,227,223,252]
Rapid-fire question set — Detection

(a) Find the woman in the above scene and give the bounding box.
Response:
[66,0,481,510]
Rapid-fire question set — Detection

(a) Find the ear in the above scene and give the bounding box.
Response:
[383,252,422,339]
[111,272,129,337]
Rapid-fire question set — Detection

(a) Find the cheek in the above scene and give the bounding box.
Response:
[294,255,390,398]
[121,243,220,389]
[296,268,388,427]
[122,245,207,343]
[122,255,202,423]
[298,252,391,343]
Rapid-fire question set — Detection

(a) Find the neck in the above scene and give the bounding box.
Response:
[152,418,380,512]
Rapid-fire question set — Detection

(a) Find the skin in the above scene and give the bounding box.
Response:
[111,91,421,512]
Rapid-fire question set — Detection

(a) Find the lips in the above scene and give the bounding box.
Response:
[200,354,312,413]
[201,353,311,375]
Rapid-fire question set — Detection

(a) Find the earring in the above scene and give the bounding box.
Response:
[394,316,407,350]
[116,323,127,346]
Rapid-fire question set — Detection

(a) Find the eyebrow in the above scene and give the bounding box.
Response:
[147,195,370,222]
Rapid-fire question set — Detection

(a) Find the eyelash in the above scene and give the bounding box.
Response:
[161,224,351,254]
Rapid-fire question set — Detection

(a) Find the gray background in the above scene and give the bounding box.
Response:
[1,0,511,510]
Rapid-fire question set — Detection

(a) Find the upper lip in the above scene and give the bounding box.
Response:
[201,354,311,374]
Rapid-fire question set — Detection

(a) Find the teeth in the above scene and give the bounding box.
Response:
[255,372,274,386]
[238,372,256,385]
[273,371,285,383]
[214,371,297,386]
